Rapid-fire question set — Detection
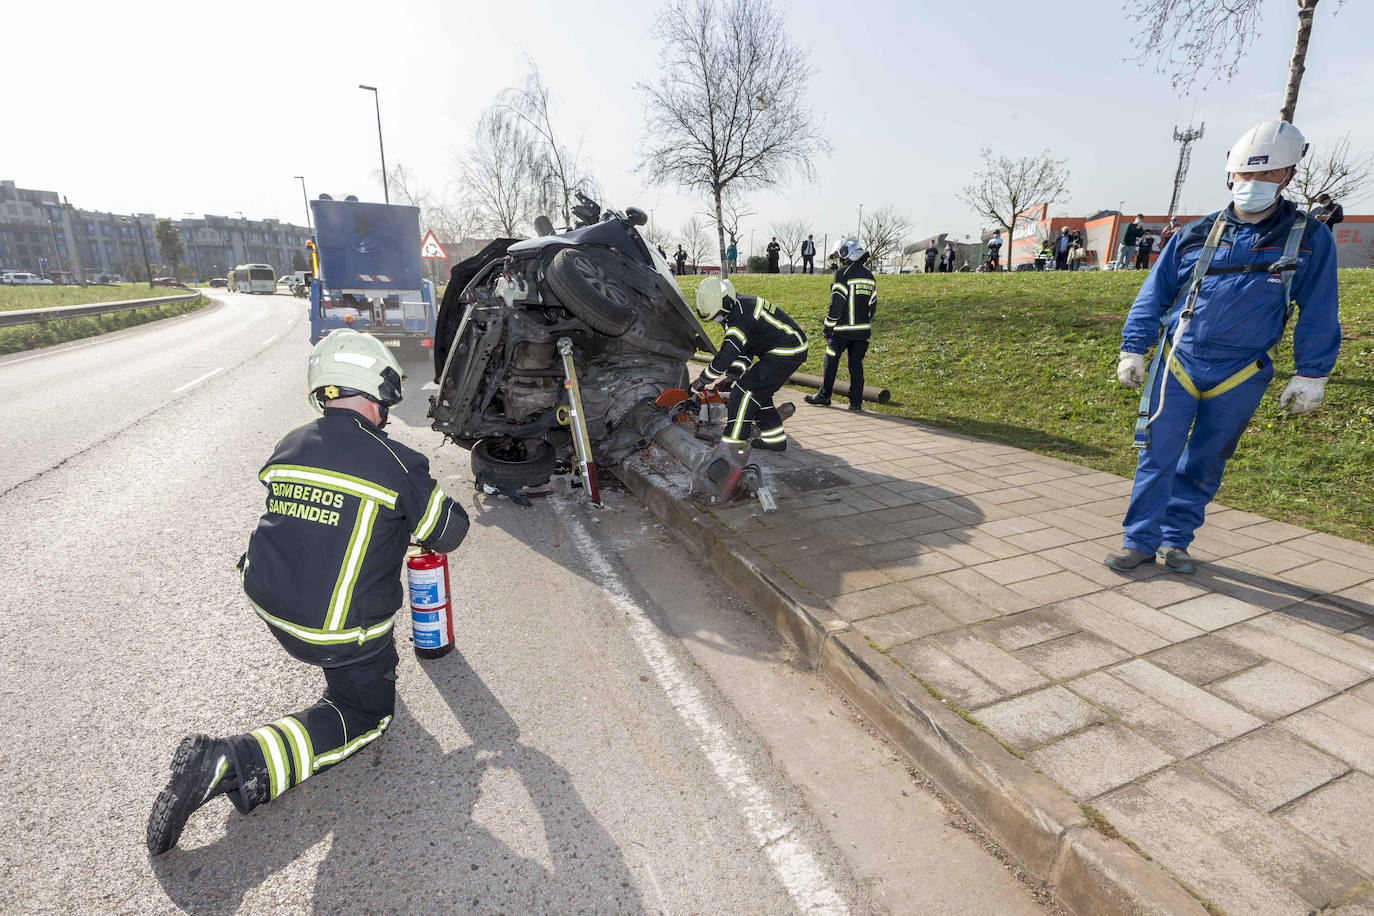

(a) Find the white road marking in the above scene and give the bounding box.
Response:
[262,334,280,347]
[554,502,849,915]
[172,368,223,395]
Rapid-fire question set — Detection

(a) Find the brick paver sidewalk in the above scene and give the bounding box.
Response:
[690,391,1374,915]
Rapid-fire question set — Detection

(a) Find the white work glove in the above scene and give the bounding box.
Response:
[1277,375,1328,415]
[1117,351,1146,389]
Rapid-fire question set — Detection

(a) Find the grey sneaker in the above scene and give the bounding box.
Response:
[1104,548,1156,571]
[1163,547,1196,574]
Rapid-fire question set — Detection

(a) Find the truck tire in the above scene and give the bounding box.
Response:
[471,437,556,489]
[545,249,637,337]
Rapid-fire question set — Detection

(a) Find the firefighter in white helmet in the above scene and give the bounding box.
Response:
[693,276,808,450]
[1108,120,1340,574]
[146,329,470,855]
[806,236,876,411]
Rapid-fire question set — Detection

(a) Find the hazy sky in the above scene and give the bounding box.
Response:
[7,0,1372,252]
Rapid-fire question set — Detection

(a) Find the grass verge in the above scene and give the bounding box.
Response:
[0,292,208,356]
[0,282,192,312]
[678,270,1374,545]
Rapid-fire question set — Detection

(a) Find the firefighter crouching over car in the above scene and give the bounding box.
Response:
[693,276,808,451]
[806,236,876,412]
[1108,119,1339,575]
[147,328,470,856]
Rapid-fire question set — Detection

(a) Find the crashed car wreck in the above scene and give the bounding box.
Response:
[428,196,766,503]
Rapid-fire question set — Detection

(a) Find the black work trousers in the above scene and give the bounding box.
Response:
[1055,251,1069,271]
[802,254,814,274]
[226,636,399,813]
[724,354,806,445]
[819,337,869,408]
[925,257,936,273]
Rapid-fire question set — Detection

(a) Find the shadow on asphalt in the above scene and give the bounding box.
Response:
[150,649,641,914]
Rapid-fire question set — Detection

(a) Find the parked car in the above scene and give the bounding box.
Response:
[151,277,189,289]
[208,277,228,288]
[1,271,53,285]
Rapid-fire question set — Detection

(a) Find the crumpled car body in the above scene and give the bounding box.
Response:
[428,207,716,470]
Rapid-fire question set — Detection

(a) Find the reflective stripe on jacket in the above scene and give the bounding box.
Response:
[825,258,877,340]
[242,407,470,666]
[1122,200,1340,377]
[702,295,808,381]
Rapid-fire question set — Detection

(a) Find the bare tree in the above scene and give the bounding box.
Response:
[959,150,1068,270]
[717,194,755,247]
[458,109,536,237]
[679,216,713,274]
[859,206,912,269]
[1128,0,1332,122]
[638,0,828,278]
[643,219,672,254]
[769,218,808,271]
[496,60,599,230]
[1290,134,1374,206]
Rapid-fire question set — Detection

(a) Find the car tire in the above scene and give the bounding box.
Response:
[471,437,556,489]
[545,249,637,337]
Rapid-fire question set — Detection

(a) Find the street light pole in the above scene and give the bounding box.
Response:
[358,85,389,204]
[122,216,154,288]
[857,203,863,239]
[293,175,312,231]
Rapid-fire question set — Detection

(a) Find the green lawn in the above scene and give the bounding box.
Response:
[678,271,1374,545]
[0,282,188,312]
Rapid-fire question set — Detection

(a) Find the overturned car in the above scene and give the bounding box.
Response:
[429,197,759,500]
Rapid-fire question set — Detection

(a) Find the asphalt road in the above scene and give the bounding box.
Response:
[0,293,1057,914]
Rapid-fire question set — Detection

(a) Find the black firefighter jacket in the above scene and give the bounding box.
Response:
[701,295,809,383]
[240,407,469,666]
[825,258,877,341]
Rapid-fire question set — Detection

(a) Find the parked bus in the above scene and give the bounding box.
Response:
[229,263,276,294]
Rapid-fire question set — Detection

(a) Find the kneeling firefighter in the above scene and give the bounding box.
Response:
[693,276,809,451]
[1108,119,1340,574]
[146,329,470,855]
[805,236,876,412]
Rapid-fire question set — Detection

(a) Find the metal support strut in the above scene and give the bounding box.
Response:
[557,337,601,507]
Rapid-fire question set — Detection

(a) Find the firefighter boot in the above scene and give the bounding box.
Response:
[751,437,787,451]
[146,734,236,856]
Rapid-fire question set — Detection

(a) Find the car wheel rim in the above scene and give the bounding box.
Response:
[572,255,631,308]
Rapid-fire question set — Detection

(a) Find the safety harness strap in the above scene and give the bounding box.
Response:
[1133,210,1307,443]
[1132,212,1228,447]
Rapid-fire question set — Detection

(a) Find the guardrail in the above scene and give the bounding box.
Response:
[0,292,201,329]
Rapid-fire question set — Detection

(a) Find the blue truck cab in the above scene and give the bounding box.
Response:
[307,196,437,358]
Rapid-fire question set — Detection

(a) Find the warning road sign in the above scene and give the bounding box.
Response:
[420,230,447,260]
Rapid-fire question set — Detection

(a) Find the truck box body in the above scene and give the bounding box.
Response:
[307,198,435,354]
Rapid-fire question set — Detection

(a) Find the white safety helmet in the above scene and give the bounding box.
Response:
[835,236,867,262]
[695,276,737,322]
[307,328,404,414]
[1226,120,1308,176]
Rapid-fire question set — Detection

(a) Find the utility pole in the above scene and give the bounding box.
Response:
[122,216,154,288]
[857,203,863,238]
[293,175,312,231]
[62,197,85,285]
[358,85,389,204]
[47,219,68,282]
[1169,123,1204,219]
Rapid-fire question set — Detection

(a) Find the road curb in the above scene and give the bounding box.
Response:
[612,457,1205,916]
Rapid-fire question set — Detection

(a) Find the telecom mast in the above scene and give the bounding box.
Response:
[1169,123,1204,218]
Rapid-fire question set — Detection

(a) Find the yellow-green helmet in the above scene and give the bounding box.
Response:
[307,329,404,413]
[695,276,737,322]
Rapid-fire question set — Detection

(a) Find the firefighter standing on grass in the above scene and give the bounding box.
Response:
[693,277,808,451]
[146,328,470,855]
[805,236,876,412]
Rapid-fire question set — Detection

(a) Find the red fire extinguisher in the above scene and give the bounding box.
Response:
[406,549,454,659]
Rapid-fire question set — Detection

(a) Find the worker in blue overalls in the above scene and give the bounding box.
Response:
[1107,120,1340,574]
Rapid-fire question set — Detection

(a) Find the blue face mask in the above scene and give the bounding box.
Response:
[1232,180,1281,213]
